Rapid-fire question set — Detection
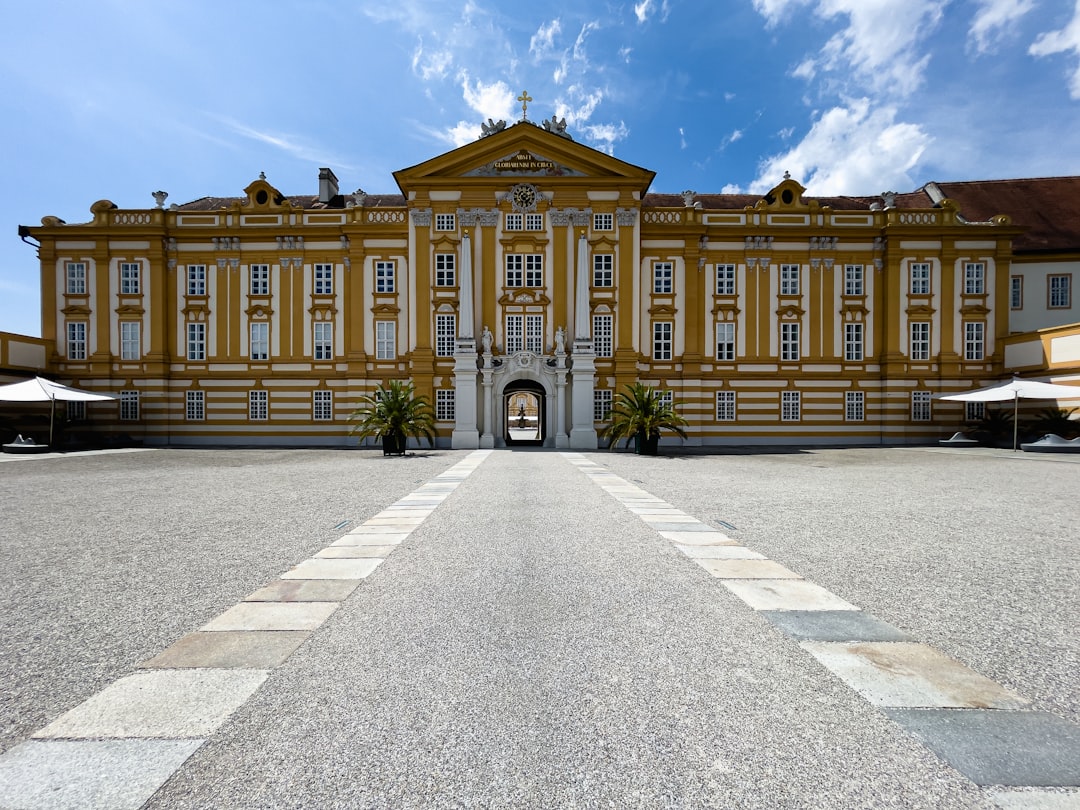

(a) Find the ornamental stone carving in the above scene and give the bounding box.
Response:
[616,208,637,226]
[411,208,432,227]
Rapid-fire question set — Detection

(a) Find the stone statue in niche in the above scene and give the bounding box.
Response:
[481,325,493,353]
[555,326,565,355]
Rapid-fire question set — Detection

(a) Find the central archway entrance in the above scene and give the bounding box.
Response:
[503,380,545,447]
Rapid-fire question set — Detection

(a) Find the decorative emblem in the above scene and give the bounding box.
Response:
[516,89,532,121]
[511,183,538,212]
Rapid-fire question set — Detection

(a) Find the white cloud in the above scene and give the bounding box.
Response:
[411,38,453,81]
[746,99,930,195]
[1030,2,1080,99]
[969,0,1036,54]
[573,21,600,62]
[634,0,672,24]
[579,121,630,154]
[679,127,687,149]
[530,20,562,60]
[619,46,633,63]
[778,126,796,140]
[721,183,743,194]
[212,116,355,169]
[729,129,744,144]
[555,85,604,124]
[460,74,515,121]
[752,0,811,27]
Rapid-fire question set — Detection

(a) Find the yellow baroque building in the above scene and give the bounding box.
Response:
[22,120,1077,449]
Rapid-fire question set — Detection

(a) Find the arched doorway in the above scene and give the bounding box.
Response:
[503,379,546,447]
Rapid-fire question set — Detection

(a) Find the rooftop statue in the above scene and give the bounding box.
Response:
[480,118,507,138]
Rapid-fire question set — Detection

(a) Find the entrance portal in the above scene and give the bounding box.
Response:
[503,381,545,447]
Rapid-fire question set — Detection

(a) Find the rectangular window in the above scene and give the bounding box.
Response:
[910,322,930,361]
[250,322,269,361]
[186,390,205,421]
[780,322,800,362]
[844,322,864,362]
[716,322,735,361]
[187,322,205,361]
[435,313,456,357]
[593,389,613,422]
[187,265,206,296]
[120,262,141,294]
[715,264,736,295]
[375,321,396,359]
[964,321,985,361]
[436,389,455,421]
[119,390,139,421]
[593,254,613,287]
[653,322,673,360]
[525,314,543,353]
[1010,275,1023,309]
[912,391,932,422]
[844,264,864,296]
[593,213,613,231]
[593,314,613,358]
[314,263,334,295]
[781,391,801,422]
[435,254,456,287]
[313,322,333,360]
[505,255,523,287]
[966,401,985,422]
[780,264,800,296]
[120,322,141,360]
[525,255,543,287]
[1049,274,1072,308]
[67,401,86,421]
[910,262,931,295]
[653,262,673,294]
[845,391,865,422]
[964,262,985,295]
[526,213,543,231]
[435,213,456,231]
[66,262,86,294]
[375,261,395,293]
[716,390,736,422]
[658,390,674,410]
[313,390,333,421]
[505,213,523,231]
[249,390,268,420]
[505,315,523,353]
[250,264,269,295]
[67,322,87,360]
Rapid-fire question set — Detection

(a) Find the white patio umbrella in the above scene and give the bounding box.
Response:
[938,374,1080,450]
[0,376,118,445]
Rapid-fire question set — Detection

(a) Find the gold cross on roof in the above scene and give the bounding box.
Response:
[516,89,532,121]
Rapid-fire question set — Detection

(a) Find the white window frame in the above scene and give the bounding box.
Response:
[435,254,456,287]
[120,262,141,295]
[715,264,736,295]
[593,213,613,231]
[911,391,932,422]
[844,322,864,362]
[593,314,613,358]
[1010,275,1023,309]
[910,262,931,295]
[435,213,456,231]
[505,255,523,287]
[66,262,86,294]
[314,263,334,295]
[67,322,87,360]
[781,391,800,422]
[844,264,864,296]
[250,264,270,295]
[653,322,673,361]
[375,321,396,360]
[249,390,268,420]
[966,401,985,422]
[524,313,543,353]
[653,262,673,294]
[594,389,613,422]
[375,261,395,293]
[1049,274,1071,308]
[313,390,333,421]
[964,321,985,361]
[250,322,269,361]
[716,322,735,362]
[119,390,139,421]
[313,322,333,360]
[780,264,800,296]
[67,401,86,421]
[593,254,613,288]
[505,213,523,231]
[716,390,736,422]
[187,322,205,361]
[120,322,141,360]
[187,264,206,296]
[524,255,543,287]
[436,389,455,421]
[186,390,205,421]
[964,262,985,295]
[780,322,800,362]
[435,314,456,357]
[525,213,543,231]
[845,391,865,422]
[910,322,930,361]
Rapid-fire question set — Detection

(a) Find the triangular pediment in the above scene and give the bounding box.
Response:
[394,123,655,195]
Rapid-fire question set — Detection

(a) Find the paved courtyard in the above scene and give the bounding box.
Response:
[0,445,1077,809]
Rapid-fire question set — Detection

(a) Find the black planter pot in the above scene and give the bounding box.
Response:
[634,432,659,455]
[382,432,406,456]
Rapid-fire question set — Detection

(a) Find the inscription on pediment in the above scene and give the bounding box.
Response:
[465,150,584,178]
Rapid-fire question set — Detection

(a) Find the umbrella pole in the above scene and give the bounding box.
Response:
[49,395,56,446]
[1013,395,1019,451]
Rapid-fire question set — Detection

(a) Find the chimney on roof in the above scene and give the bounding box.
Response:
[319,168,339,203]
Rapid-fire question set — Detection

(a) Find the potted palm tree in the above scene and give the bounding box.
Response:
[1026,406,1079,440]
[349,380,436,455]
[600,382,688,455]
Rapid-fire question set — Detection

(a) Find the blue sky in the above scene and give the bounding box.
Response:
[2,0,1079,338]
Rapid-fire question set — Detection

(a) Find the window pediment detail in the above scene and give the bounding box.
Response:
[648,303,678,316]
[115,304,145,316]
[960,303,990,316]
[498,290,551,307]
[61,304,92,316]
[906,304,936,317]
[371,303,401,315]
[245,304,274,318]
[712,303,742,319]
[776,304,805,319]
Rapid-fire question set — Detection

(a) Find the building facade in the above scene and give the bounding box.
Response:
[27,119,1072,449]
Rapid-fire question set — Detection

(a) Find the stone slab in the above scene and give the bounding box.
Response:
[802,642,1030,709]
[141,631,310,668]
[722,580,860,611]
[991,790,1080,809]
[640,515,698,525]
[201,602,338,632]
[244,579,361,602]
[695,558,803,579]
[0,739,204,810]
[363,516,426,525]
[348,525,414,536]
[281,557,383,580]
[676,545,766,559]
[316,545,395,558]
[658,530,737,546]
[885,709,1080,787]
[334,532,408,545]
[760,610,913,642]
[373,510,433,519]
[34,669,269,739]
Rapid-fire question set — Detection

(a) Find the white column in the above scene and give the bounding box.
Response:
[574,231,591,344]
[458,232,474,338]
[555,369,569,448]
[568,351,598,449]
[480,364,494,449]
